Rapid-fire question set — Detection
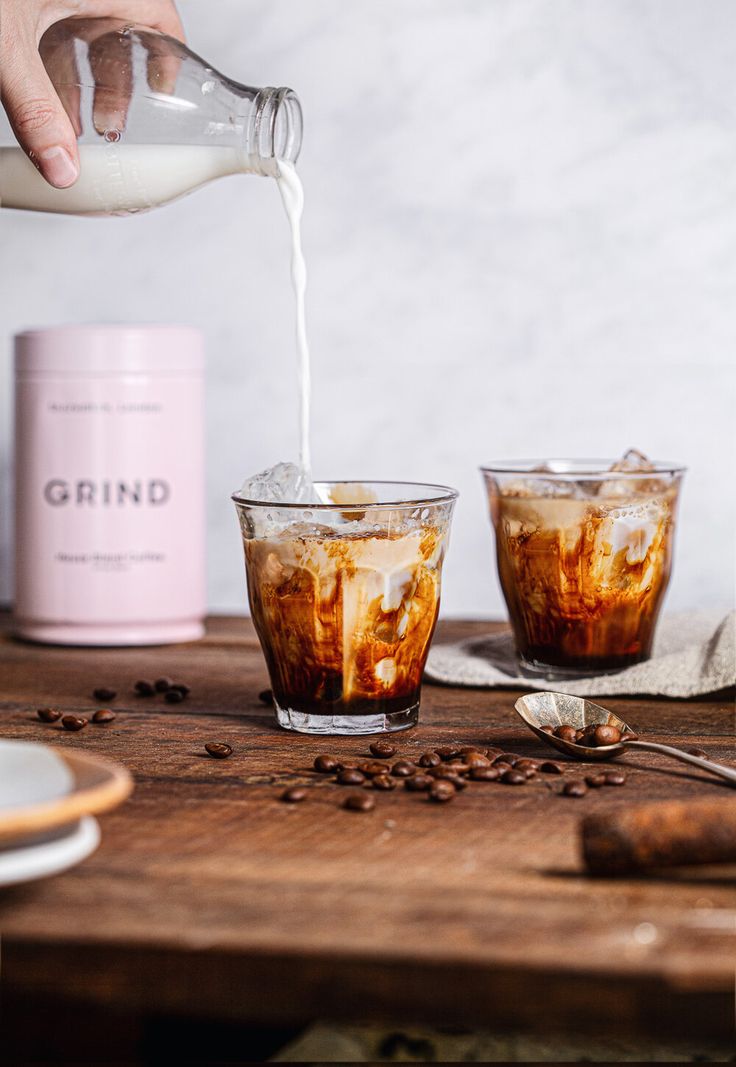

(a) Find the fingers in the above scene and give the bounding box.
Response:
[88,29,133,136]
[0,31,79,187]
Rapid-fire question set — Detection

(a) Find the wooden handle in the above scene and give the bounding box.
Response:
[581,798,736,875]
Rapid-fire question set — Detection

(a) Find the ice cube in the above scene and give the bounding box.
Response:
[609,449,655,473]
[240,462,317,504]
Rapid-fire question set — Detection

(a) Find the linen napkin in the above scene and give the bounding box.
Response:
[425,611,736,698]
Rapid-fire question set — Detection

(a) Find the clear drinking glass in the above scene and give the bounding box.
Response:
[233,482,458,735]
[0,17,302,214]
[481,460,685,679]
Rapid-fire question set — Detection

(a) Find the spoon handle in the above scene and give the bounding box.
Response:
[625,741,736,786]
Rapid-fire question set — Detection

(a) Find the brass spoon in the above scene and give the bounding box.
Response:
[514,691,736,787]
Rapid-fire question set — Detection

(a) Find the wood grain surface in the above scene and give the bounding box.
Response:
[0,615,734,1039]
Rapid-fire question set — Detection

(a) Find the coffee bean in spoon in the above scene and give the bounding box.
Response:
[554,725,578,743]
[593,725,622,747]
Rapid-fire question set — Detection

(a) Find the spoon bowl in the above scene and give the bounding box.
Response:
[514,692,632,760]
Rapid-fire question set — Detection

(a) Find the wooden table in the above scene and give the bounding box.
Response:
[1,616,734,1053]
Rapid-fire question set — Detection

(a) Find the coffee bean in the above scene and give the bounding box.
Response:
[337,769,366,786]
[593,725,622,747]
[170,684,191,698]
[343,792,375,812]
[435,746,461,761]
[258,689,273,705]
[281,787,307,803]
[372,774,397,791]
[93,687,116,702]
[539,761,564,775]
[485,746,505,757]
[444,761,471,775]
[204,742,233,759]
[37,707,61,723]
[314,754,339,774]
[577,725,599,747]
[61,715,87,732]
[154,677,173,693]
[418,751,441,768]
[429,780,456,803]
[513,759,538,778]
[465,753,491,769]
[446,774,467,790]
[491,753,513,766]
[92,709,116,724]
[539,724,555,735]
[429,765,460,780]
[500,769,527,785]
[585,773,607,788]
[459,746,485,757]
[134,680,155,697]
[492,762,513,775]
[405,774,433,792]
[603,771,626,787]
[369,740,396,759]
[562,780,587,797]
[164,689,184,704]
[469,766,500,782]
[687,747,708,759]
[620,731,639,743]
[391,761,417,778]
[359,761,390,777]
[554,725,577,744]
[335,761,359,772]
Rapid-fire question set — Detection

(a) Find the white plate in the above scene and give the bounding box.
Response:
[0,816,100,888]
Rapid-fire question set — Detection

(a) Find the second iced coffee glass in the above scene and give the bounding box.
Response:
[233,482,457,735]
[481,460,685,679]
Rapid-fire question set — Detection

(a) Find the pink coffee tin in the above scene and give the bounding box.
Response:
[14,325,206,645]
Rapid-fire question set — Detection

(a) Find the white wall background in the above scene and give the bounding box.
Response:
[1,0,735,618]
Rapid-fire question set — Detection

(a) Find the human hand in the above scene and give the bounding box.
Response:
[0,1,184,188]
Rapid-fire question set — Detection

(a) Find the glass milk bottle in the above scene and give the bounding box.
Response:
[0,17,302,215]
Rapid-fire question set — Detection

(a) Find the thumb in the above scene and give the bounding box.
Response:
[1,43,80,188]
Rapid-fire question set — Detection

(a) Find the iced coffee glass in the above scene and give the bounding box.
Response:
[481,457,685,679]
[232,482,457,735]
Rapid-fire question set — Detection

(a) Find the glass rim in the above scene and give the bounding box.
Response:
[231,479,459,510]
[480,459,687,479]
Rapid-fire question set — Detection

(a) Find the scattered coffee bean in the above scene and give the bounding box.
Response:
[134,680,155,697]
[61,715,87,732]
[343,792,375,812]
[205,742,232,759]
[603,771,626,787]
[164,689,184,704]
[429,780,456,803]
[562,780,588,797]
[93,687,116,702]
[500,769,527,785]
[314,754,339,774]
[154,677,173,693]
[170,684,191,698]
[465,752,491,769]
[585,773,607,788]
[37,707,61,723]
[445,774,467,790]
[258,689,273,705]
[92,709,116,724]
[444,761,471,775]
[491,753,514,766]
[418,751,441,768]
[469,766,500,782]
[513,759,538,778]
[369,740,396,759]
[435,746,461,761]
[539,761,564,775]
[335,760,360,772]
[429,765,460,780]
[404,773,433,792]
[687,747,708,759]
[459,746,485,758]
[359,761,390,778]
[485,746,505,757]
[281,787,307,803]
[539,724,555,735]
[594,725,622,747]
[391,761,417,778]
[492,761,512,774]
[372,774,397,791]
[337,769,366,786]
[554,725,578,744]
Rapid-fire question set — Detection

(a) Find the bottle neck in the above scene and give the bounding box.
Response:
[246,88,303,176]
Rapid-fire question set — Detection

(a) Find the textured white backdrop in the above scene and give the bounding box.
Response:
[1,0,735,618]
